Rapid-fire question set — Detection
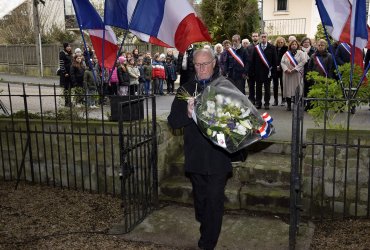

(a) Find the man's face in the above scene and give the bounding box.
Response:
[224,43,231,50]
[252,33,259,42]
[317,42,326,52]
[261,34,268,44]
[194,52,215,80]
[232,36,240,47]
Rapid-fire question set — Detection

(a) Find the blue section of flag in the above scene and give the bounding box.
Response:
[130,0,165,36]
[104,0,129,29]
[316,0,333,29]
[72,0,104,29]
[353,0,368,42]
[104,0,165,37]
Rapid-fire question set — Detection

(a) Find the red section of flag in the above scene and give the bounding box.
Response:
[174,13,212,53]
[90,35,118,69]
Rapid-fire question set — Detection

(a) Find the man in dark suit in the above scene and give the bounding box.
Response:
[246,32,260,104]
[250,32,277,110]
[225,34,249,94]
[177,44,195,86]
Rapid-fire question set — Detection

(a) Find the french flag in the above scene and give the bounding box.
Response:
[104,0,212,53]
[72,0,118,69]
[316,0,370,67]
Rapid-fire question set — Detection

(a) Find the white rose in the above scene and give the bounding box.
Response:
[240,119,252,129]
[225,97,232,104]
[215,94,224,105]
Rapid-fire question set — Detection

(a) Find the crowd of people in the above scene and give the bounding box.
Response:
[59,33,364,111]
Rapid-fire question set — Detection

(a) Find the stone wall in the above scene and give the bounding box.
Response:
[302,129,370,217]
[0,117,180,195]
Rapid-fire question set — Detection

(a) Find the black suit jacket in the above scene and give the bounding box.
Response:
[250,43,277,83]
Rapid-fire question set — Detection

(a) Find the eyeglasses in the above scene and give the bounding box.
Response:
[194,59,215,69]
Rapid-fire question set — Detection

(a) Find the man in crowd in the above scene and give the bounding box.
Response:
[224,34,249,94]
[250,32,277,110]
[168,48,232,250]
[246,32,260,104]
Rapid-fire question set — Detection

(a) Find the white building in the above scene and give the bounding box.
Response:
[262,0,370,38]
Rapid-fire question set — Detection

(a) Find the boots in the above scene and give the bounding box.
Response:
[286,97,292,111]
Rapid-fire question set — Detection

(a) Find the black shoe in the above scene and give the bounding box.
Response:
[272,102,278,106]
[264,105,269,110]
[256,105,261,109]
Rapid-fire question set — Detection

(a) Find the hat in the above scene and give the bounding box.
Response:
[159,53,166,59]
[63,42,69,49]
[118,56,126,64]
[75,48,82,54]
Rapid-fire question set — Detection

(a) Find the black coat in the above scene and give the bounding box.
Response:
[59,50,72,87]
[117,66,130,86]
[167,75,232,175]
[308,51,334,78]
[250,43,277,83]
[335,43,351,66]
[70,65,85,87]
[276,45,288,77]
[225,46,249,80]
[177,48,195,85]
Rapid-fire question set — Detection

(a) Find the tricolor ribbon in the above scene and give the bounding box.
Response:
[262,112,273,124]
[341,42,351,55]
[258,113,273,139]
[256,45,271,69]
[314,55,328,77]
[227,48,244,68]
[285,51,298,67]
[258,122,270,139]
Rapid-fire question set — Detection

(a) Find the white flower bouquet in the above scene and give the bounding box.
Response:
[184,77,274,153]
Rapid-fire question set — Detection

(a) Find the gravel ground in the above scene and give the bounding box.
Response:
[1,181,370,250]
[0,181,177,250]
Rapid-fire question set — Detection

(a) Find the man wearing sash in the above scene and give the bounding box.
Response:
[246,32,260,104]
[250,32,277,110]
[335,42,351,66]
[225,34,249,94]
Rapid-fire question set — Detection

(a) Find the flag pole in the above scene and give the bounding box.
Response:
[71,0,98,84]
[315,0,346,97]
[103,0,142,84]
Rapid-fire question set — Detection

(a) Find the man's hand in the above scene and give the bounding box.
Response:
[187,97,195,118]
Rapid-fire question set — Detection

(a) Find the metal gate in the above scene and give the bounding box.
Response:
[118,96,158,233]
[289,85,370,249]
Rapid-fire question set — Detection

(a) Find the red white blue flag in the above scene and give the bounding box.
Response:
[316,0,370,67]
[104,0,212,52]
[72,0,118,69]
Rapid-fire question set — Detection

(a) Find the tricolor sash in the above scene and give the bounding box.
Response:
[227,48,244,67]
[256,44,272,77]
[285,51,298,67]
[314,55,328,76]
[341,42,351,55]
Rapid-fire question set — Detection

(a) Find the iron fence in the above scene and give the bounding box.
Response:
[289,87,370,249]
[0,83,158,204]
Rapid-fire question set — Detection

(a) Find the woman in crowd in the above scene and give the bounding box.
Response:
[273,36,288,106]
[300,37,316,109]
[117,56,130,96]
[132,48,140,62]
[70,54,85,107]
[126,57,140,95]
[281,39,308,111]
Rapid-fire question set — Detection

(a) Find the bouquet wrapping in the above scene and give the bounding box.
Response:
[192,77,274,153]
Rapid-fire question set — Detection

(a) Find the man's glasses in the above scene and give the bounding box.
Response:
[194,59,215,69]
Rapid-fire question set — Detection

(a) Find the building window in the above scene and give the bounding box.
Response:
[276,0,288,11]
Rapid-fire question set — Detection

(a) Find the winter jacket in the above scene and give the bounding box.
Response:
[152,61,166,79]
[165,62,177,81]
[117,65,130,86]
[143,64,153,80]
[109,68,118,84]
[83,70,97,90]
[127,65,140,85]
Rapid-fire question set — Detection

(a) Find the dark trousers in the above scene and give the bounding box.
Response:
[273,72,283,103]
[231,77,246,95]
[189,172,229,250]
[256,80,271,107]
[247,76,256,104]
[167,78,175,93]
